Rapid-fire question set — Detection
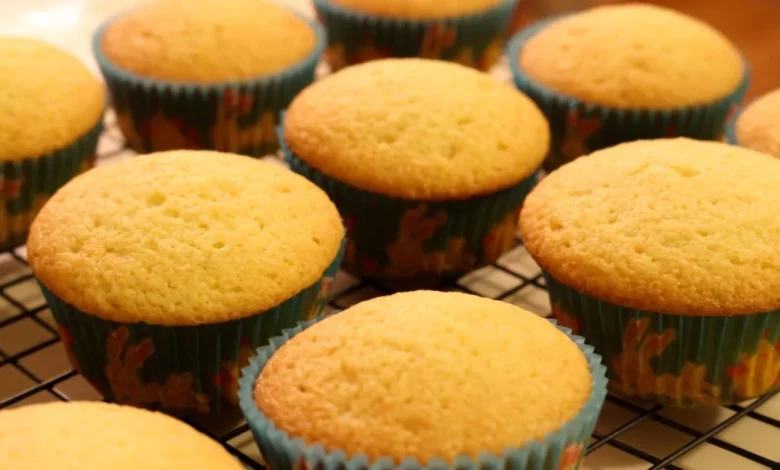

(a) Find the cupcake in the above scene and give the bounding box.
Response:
[0,36,103,251]
[0,402,243,469]
[282,59,549,288]
[240,291,607,470]
[520,138,780,406]
[314,0,517,71]
[728,88,780,158]
[508,3,749,171]
[94,0,324,156]
[28,151,344,414]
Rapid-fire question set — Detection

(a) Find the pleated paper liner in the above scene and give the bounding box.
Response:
[313,0,518,71]
[507,17,751,172]
[40,241,344,415]
[92,10,325,157]
[279,125,538,290]
[239,317,607,470]
[1,120,101,251]
[545,272,780,406]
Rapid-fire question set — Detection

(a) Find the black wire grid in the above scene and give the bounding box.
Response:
[0,116,778,470]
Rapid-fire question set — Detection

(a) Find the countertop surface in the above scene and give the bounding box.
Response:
[0,1,777,469]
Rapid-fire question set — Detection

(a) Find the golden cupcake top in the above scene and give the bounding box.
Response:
[255,291,591,463]
[101,0,317,83]
[0,36,104,161]
[521,138,780,316]
[0,402,244,469]
[330,0,506,19]
[519,3,744,108]
[28,151,343,326]
[284,59,549,200]
[735,89,780,158]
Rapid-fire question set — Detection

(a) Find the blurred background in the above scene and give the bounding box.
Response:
[1,0,778,99]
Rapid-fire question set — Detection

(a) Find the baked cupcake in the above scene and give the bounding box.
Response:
[28,151,344,414]
[520,138,780,406]
[0,36,103,251]
[0,402,243,469]
[315,0,517,71]
[282,59,549,288]
[94,0,324,156]
[240,291,607,470]
[728,88,780,158]
[508,3,749,171]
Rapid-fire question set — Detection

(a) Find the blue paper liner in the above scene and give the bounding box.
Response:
[40,240,345,415]
[239,316,607,470]
[279,122,538,289]
[544,271,780,406]
[313,0,518,71]
[92,9,325,156]
[1,119,102,251]
[507,17,751,172]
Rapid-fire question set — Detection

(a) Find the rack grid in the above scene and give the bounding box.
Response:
[0,113,777,470]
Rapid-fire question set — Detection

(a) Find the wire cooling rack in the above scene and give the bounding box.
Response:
[0,112,778,470]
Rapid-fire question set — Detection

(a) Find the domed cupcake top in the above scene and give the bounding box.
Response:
[100,0,317,83]
[0,402,244,469]
[521,138,780,316]
[0,36,104,161]
[329,0,506,19]
[735,88,780,158]
[284,59,549,200]
[519,4,744,108]
[28,151,343,325]
[255,291,591,463]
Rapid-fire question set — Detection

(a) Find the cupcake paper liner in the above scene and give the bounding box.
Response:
[725,107,743,145]
[507,17,751,172]
[1,120,101,251]
[545,272,780,406]
[92,10,325,157]
[41,241,344,414]
[313,0,518,71]
[239,316,607,470]
[279,125,537,288]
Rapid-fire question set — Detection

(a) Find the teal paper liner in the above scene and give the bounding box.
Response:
[725,107,743,145]
[39,240,345,415]
[239,316,607,470]
[1,120,102,251]
[544,272,780,406]
[92,9,325,156]
[507,17,751,172]
[313,0,518,71]
[279,123,538,288]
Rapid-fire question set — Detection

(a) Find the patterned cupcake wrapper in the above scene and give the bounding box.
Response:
[544,272,780,406]
[40,240,345,415]
[239,316,607,470]
[1,120,101,252]
[92,9,325,157]
[279,125,538,288]
[313,0,518,71]
[507,17,751,172]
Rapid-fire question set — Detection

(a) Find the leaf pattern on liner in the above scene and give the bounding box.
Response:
[728,330,780,398]
[105,326,211,413]
[611,318,722,405]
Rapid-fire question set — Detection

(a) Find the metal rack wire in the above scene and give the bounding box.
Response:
[0,117,777,470]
